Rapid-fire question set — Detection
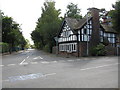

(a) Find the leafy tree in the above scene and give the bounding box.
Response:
[2,12,26,53]
[31,0,62,53]
[25,39,31,49]
[65,3,82,19]
[109,0,120,34]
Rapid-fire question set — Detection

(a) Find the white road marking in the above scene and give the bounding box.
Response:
[104,60,113,62]
[31,62,38,64]
[80,63,119,71]
[67,60,74,62]
[39,56,43,59]
[33,57,37,59]
[41,61,49,64]
[0,65,4,67]
[20,62,28,65]
[27,56,29,58]
[33,56,43,60]
[44,73,56,76]
[52,61,57,63]
[20,59,26,65]
[7,64,16,66]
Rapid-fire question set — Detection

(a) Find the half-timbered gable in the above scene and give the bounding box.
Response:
[77,19,93,42]
[58,21,77,43]
[58,19,77,53]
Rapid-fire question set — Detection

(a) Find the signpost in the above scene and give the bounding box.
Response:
[54,37,58,55]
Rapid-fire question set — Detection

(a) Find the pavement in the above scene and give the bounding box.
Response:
[1,49,119,88]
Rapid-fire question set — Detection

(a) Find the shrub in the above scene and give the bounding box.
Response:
[43,44,51,53]
[103,37,109,46]
[0,42,9,53]
[90,43,106,56]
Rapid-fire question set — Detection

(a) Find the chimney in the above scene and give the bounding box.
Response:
[88,8,100,48]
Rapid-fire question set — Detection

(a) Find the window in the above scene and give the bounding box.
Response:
[89,20,92,24]
[59,43,77,52]
[81,24,92,42]
[103,32,116,47]
[84,35,87,41]
[78,35,80,41]
[100,30,104,42]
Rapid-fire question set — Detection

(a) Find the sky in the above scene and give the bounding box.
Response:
[1,0,116,45]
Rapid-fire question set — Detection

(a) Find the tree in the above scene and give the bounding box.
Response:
[2,12,26,53]
[65,3,82,19]
[31,0,62,53]
[109,0,120,34]
[25,39,31,49]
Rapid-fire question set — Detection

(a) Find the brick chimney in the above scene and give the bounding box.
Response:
[88,8,100,48]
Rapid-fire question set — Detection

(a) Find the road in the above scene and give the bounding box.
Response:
[1,49,119,88]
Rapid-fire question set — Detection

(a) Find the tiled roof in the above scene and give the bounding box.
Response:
[65,17,92,30]
[101,24,117,33]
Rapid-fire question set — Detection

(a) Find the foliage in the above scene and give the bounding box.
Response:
[90,43,106,56]
[43,44,50,52]
[103,37,109,46]
[25,39,31,49]
[109,0,120,34]
[31,0,62,53]
[0,42,9,53]
[30,45,35,49]
[2,12,27,52]
[65,3,82,19]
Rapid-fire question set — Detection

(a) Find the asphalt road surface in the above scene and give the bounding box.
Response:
[2,49,119,88]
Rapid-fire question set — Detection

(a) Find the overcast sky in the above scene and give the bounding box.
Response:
[1,0,116,45]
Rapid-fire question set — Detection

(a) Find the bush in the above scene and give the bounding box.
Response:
[103,37,109,46]
[0,42,9,53]
[90,43,106,56]
[43,44,51,53]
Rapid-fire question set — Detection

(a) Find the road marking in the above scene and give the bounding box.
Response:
[27,56,29,58]
[0,65,4,67]
[67,60,74,62]
[20,59,26,65]
[19,62,28,65]
[8,72,56,82]
[33,57,37,59]
[30,62,38,64]
[80,63,119,71]
[104,60,113,62]
[39,56,43,59]
[7,64,16,66]
[33,56,43,60]
[41,61,49,64]
[52,61,57,63]
[44,73,56,76]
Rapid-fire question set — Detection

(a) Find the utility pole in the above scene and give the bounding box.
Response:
[86,12,89,56]
[76,33,79,57]
[54,37,58,55]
